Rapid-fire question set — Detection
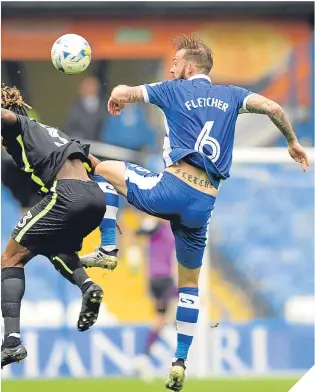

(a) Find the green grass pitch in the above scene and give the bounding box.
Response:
[2,378,298,392]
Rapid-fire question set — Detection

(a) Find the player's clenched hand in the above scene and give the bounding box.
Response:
[288,141,310,172]
[107,98,125,116]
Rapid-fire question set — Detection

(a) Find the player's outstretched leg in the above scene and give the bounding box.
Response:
[1,239,31,368]
[80,175,119,270]
[50,253,103,331]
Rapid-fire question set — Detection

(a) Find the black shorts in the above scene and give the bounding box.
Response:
[12,179,106,256]
[149,277,175,313]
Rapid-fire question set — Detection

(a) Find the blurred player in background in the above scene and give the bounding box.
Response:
[0,87,116,368]
[133,217,177,378]
[82,34,309,390]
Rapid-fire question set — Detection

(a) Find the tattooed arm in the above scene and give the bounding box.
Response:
[243,94,298,144]
[243,94,309,171]
[107,85,144,116]
[111,85,144,104]
[108,80,173,114]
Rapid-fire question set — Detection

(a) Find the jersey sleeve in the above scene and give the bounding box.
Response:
[230,86,255,111]
[140,80,174,108]
[71,139,90,156]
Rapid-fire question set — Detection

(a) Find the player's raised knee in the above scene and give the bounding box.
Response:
[1,252,10,268]
[95,160,121,178]
[95,160,127,196]
[1,252,23,268]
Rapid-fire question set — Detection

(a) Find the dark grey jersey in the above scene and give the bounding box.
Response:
[2,114,92,193]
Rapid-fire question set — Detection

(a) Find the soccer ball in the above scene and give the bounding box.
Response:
[51,34,92,75]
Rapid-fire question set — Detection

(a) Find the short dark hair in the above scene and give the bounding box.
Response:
[1,86,31,116]
[172,33,214,74]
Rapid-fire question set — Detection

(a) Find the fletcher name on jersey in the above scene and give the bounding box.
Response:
[185,96,229,112]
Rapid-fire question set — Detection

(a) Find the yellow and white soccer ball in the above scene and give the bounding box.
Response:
[51,34,92,75]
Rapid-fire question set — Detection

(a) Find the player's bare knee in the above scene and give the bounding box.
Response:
[96,161,117,182]
[96,160,113,175]
[1,252,10,268]
[95,161,127,196]
[1,252,24,269]
[1,242,30,268]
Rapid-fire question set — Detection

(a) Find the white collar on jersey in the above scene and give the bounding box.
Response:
[188,74,212,84]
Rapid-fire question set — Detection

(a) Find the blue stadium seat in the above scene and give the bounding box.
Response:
[210,164,314,315]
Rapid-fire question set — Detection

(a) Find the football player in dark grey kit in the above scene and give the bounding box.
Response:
[1,86,109,367]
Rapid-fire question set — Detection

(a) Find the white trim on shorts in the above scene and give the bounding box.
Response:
[125,167,164,190]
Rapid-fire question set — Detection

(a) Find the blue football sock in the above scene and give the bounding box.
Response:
[174,287,200,361]
[93,174,119,251]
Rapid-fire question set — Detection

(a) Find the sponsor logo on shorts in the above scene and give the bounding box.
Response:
[105,184,115,192]
[17,211,33,228]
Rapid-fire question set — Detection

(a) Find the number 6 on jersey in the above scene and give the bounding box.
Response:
[194,121,221,163]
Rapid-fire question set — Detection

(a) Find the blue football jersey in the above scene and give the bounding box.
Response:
[141,75,254,188]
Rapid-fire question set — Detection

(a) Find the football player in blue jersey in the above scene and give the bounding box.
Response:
[82,34,309,390]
